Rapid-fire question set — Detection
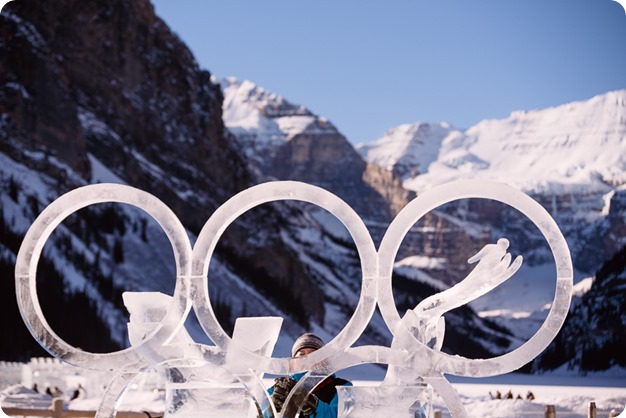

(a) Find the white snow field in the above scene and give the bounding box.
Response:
[2,370,625,418]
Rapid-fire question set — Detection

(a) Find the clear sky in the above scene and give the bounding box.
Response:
[150,0,626,144]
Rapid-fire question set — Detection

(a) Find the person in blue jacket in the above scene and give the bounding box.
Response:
[260,333,352,418]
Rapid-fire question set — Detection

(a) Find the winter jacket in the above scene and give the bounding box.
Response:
[262,372,352,418]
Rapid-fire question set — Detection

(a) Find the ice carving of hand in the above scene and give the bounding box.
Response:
[408,237,523,350]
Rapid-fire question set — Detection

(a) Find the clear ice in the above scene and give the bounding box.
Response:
[14,180,574,417]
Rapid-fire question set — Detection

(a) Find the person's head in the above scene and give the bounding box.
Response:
[291,333,324,357]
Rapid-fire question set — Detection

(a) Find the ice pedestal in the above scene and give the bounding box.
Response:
[338,385,432,418]
[163,373,258,418]
[124,292,282,418]
[166,316,283,418]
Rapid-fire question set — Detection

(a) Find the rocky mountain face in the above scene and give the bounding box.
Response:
[226,80,526,289]
[0,0,511,363]
[220,78,414,232]
[220,79,492,288]
[1,0,255,216]
[0,0,344,357]
[357,121,455,180]
[358,91,626,274]
[533,244,626,373]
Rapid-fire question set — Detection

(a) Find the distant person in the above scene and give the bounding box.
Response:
[526,390,535,401]
[505,389,513,399]
[70,384,85,401]
[52,386,63,398]
[260,333,352,418]
[70,388,79,401]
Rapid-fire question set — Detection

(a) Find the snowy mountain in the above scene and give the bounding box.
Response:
[218,76,523,357]
[356,121,458,180]
[222,75,607,358]
[218,77,415,227]
[533,244,626,374]
[0,0,514,368]
[216,67,626,374]
[357,91,626,374]
[220,78,501,285]
[0,0,366,359]
[358,91,626,193]
[219,77,339,166]
[357,90,626,271]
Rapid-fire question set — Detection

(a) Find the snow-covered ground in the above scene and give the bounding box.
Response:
[443,373,626,418]
[2,372,624,418]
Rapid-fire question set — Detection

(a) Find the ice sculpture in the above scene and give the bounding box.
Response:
[14,180,573,417]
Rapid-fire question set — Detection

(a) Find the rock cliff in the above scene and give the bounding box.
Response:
[0,0,334,355]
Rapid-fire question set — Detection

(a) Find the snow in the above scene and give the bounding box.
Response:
[274,115,318,137]
[571,277,594,298]
[1,385,57,410]
[219,78,289,142]
[2,373,624,417]
[442,373,626,418]
[360,110,610,347]
[77,109,122,143]
[356,121,456,177]
[466,262,594,343]
[394,256,449,291]
[469,263,558,317]
[2,70,624,415]
[0,154,50,201]
[217,76,338,152]
[602,190,615,216]
[214,78,619,375]
[1,4,623,413]
[356,89,626,199]
[0,10,49,55]
[395,90,626,194]
[88,153,126,184]
[131,149,168,182]
[4,82,31,100]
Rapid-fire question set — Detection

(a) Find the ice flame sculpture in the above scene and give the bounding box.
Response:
[15,180,573,418]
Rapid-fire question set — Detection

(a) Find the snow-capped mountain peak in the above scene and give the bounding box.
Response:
[216,76,338,152]
[358,90,626,195]
[356,121,459,179]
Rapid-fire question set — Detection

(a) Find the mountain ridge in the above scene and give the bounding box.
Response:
[219,76,415,225]
[358,89,626,194]
[220,75,626,375]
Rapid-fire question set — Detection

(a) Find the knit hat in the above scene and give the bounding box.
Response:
[291,333,325,357]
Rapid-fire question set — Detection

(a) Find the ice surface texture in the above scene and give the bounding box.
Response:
[14,181,573,418]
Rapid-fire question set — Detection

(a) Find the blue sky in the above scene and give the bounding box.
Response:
[151,1,626,144]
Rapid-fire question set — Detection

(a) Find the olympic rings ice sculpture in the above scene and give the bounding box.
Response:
[14,180,573,418]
